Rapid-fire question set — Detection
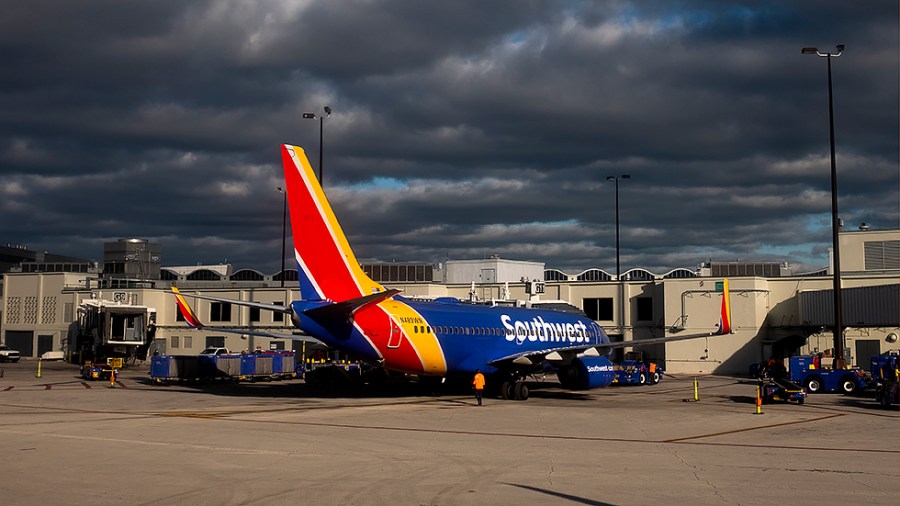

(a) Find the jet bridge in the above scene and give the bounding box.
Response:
[70,297,157,365]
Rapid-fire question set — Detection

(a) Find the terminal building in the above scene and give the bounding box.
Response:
[1,229,897,375]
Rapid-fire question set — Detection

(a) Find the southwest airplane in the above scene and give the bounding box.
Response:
[172,144,732,400]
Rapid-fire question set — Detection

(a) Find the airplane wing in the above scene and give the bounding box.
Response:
[169,287,323,343]
[488,326,728,368]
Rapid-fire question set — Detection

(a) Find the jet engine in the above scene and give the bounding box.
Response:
[557,356,616,390]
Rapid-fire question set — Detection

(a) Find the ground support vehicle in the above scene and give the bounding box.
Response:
[150,352,299,383]
[611,351,662,385]
[870,351,899,408]
[789,355,870,394]
[611,360,663,385]
[760,377,806,404]
[81,358,124,381]
[302,360,364,387]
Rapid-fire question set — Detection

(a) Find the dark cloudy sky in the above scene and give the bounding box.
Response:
[2,1,897,275]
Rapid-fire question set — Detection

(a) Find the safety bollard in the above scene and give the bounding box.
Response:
[108,368,116,388]
[36,358,42,378]
[755,384,764,415]
[683,377,700,402]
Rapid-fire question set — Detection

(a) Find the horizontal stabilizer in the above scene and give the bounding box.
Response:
[303,289,401,322]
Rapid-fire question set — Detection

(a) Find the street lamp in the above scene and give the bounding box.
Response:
[302,106,332,184]
[606,175,631,280]
[802,44,845,369]
[276,186,287,288]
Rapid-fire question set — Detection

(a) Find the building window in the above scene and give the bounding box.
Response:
[583,298,613,321]
[250,307,260,323]
[171,336,180,349]
[272,302,287,323]
[205,336,225,348]
[636,297,653,322]
[210,302,231,322]
[184,336,192,349]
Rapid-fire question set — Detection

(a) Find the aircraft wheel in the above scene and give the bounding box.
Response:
[514,382,529,401]
[501,381,514,400]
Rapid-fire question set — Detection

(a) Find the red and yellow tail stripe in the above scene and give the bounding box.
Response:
[282,145,383,301]
[719,279,732,334]
[281,144,447,374]
[171,287,204,328]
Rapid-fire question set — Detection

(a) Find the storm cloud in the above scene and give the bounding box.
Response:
[1,1,897,274]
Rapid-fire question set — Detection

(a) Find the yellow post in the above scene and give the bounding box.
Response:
[755,384,764,415]
[693,377,699,401]
[36,358,42,378]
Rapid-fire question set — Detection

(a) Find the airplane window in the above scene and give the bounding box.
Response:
[414,326,418,334]
[426,326,431,333]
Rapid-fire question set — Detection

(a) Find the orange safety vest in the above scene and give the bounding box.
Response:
[648,362,657,373]
[473,373,485,390]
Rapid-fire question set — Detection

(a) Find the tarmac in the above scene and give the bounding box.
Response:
[0,360,897,506]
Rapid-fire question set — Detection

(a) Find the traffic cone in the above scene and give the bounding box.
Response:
[108,368,116,388]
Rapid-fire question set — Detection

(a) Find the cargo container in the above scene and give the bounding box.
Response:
[150,352,298,383]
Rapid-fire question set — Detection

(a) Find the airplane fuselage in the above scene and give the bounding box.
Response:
[294,296,608,376]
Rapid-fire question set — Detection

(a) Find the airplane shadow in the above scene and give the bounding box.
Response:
[501,483,617,506]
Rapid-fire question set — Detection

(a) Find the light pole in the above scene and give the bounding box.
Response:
[802,44,845,369]
[276,186,287,288]
[607,174,630,344]
[302,106,332,184]
[606,175,630,280]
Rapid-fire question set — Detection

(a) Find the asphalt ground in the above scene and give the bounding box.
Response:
[0,360,897,506]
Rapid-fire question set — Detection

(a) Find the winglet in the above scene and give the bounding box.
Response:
[171,287,204,328]
[718,278,732,334]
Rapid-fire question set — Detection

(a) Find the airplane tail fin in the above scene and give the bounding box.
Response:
[281,144,385,302]
[718,278,733,334]
[171,287,205,329]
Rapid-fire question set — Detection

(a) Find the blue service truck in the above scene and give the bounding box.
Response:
[150,351,300,383]
[870,351,899,408]
[788,355,870,394]
[611,351,663,385]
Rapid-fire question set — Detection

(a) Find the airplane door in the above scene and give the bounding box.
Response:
[387,317,402,349]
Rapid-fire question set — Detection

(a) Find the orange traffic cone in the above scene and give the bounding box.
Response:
[108,368,116,388]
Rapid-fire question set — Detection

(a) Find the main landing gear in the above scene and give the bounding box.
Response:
[500,379,529,401]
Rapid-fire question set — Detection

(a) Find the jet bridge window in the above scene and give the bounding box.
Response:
[109,313,146,342]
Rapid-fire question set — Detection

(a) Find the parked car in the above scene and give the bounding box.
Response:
[199,347,231,356]
[0,344,21,362]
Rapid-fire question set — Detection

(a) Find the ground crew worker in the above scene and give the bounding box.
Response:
[473,369,486,406]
